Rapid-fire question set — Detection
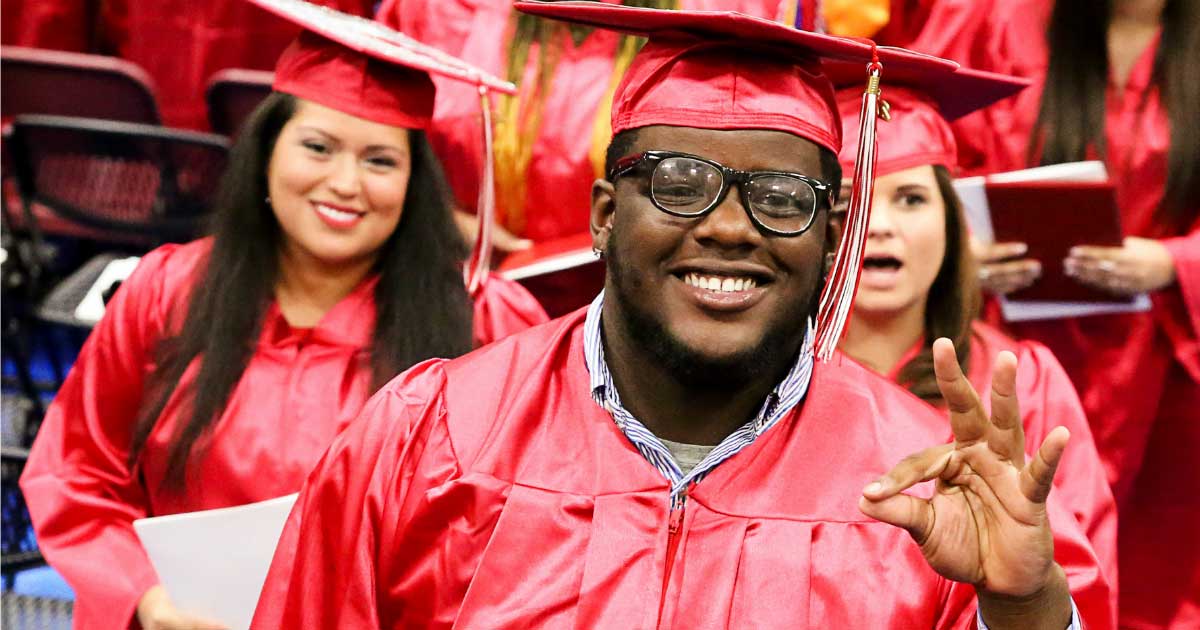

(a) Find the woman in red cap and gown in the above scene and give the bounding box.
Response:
[254,4,1103,628]
[831,68,1118,629]
[944,1,1200,626]
[19,12,546,628]
[376,0,822,314]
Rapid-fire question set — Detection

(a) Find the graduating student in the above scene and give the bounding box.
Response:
[253,4,1103,628]
[831,67,1118,628]
[947,1,1199,626]
[19,16,546,630]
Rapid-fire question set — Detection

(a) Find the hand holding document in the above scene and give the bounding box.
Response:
[133,494,298,630]
[954,161,1151,321]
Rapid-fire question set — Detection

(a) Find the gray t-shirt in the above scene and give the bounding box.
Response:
[659,438,718,476]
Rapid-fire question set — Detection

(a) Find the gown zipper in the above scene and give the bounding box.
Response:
[656,492,687,628]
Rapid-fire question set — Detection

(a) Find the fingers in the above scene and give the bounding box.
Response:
[932,338,988,444]
[863,443,955,500]
[987,351,1025,465]
[974,241,1028,263]
[1064,258,1138,296]
[1020,426,1070,504]
[858,493,936,544]
[492,223,534,253]
[978,259,1042,295]
[1067,245,1122,263]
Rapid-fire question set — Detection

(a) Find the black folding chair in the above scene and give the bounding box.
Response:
[1,46,160,125]
[8,115,229,329]
[1,448,42,580]
[205,68,274,137]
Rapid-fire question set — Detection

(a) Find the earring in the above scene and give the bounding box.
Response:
[823,251,835,274]
[592,248,604,260]
[264,196,272,206]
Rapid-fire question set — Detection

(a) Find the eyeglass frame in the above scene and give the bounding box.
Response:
[606,150,833,237]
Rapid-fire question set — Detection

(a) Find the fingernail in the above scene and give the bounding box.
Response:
[864,482,882,495]
[1013,243,1028,255]
[1063,261,1076,276]
[1069,247,1081,257]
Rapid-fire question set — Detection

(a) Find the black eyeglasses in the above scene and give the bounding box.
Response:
[607,150,832,237]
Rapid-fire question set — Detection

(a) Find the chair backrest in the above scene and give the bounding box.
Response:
[9,115,230,246]
[205,68,274,137]
[1,46,161,124]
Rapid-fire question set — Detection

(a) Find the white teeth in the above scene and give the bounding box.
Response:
[683,273,758,293]
[316,203,361,221]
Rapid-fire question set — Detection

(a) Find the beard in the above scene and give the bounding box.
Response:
[604,229,819,390]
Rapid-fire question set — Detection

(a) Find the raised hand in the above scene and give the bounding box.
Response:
[858,338,1073,629]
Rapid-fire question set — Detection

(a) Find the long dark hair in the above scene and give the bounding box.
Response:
[1033,0,1200,227]
[895,165,979,402]
[129,93,474,489]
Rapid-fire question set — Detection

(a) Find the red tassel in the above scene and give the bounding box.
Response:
[465,86,496,296]
[814,58,884,361]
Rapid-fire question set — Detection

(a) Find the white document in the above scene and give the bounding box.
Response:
[73,256,141,324]
[953,161,1151,322]
[133,493,298,630]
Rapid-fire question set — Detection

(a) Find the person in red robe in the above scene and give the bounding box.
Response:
[19,25,546,630]
[830,68,1118,628]
[942,1,1200,627]
[254,4,1102,628]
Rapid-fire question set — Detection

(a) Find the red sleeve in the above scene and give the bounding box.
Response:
[19,246,180,629]
[1162,226,1200,379]
[472,277,549,347]
[1017,342,1119,629]
[0,0,92,51]
[251,360,459,629]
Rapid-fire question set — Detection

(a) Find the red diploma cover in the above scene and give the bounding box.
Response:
[986,180,1135,304]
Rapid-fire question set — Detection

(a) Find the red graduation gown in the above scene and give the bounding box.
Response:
[0,0,92,52]
[253,309,1110,629]
[95,0,373,130]
[19,238,545,629]
[948,4,1200,625]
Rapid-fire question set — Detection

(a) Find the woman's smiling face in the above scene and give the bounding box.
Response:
[267,98,412,269]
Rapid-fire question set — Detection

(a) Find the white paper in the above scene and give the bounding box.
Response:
[952,161,1150,322]
[499,248,596,281]
[73,256,141,324]
[133,493,298,630]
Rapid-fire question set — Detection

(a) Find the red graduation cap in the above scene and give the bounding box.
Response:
[514,0,961,360]
[246,0,518,295]
[829,65,1030,176]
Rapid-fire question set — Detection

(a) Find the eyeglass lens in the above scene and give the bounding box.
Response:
[651,156,817,233]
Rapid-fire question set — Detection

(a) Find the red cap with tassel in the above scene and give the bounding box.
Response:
[514,1,963,360]
[245,0,517,295]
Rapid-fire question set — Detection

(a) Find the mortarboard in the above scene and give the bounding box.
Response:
[514,0,960,360]
[829,65,1030,176]
[246,0,518,295]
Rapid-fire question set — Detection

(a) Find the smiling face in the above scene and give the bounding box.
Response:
[846,164,947,320]
[267,99,412,270]
[593,125,833,385]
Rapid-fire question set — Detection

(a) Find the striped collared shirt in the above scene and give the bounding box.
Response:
[582,291,814,506]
